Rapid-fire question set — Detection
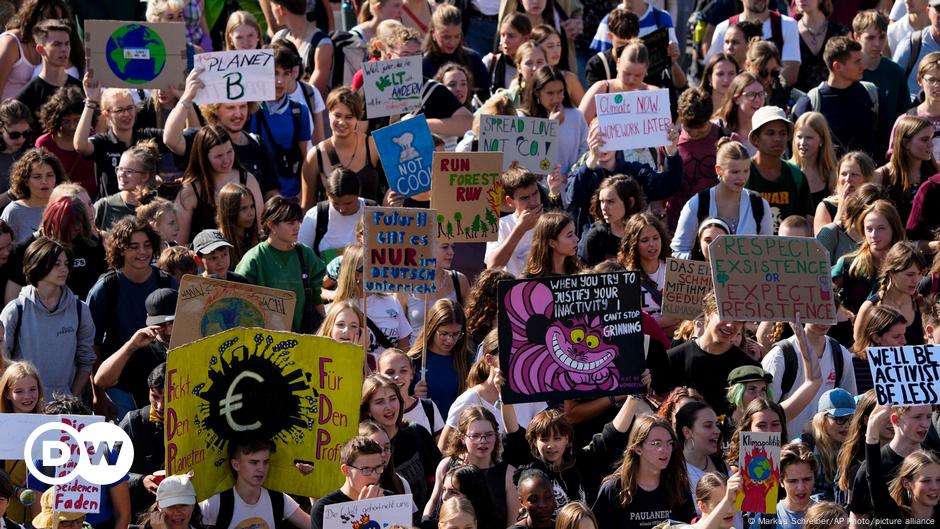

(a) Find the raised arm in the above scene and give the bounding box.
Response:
[780,315,823,422]
[74,71,100,157]
[163,69,204,156]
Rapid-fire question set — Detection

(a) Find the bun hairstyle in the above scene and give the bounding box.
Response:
[716,138,751,167]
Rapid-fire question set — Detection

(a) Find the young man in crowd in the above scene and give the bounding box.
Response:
[192,229,249,283]
[894,0,940,101]
[484,167,543,276]
[310,437,385,529]
[119,363,168,520]
[199,439,310,529]
[585,8,640,87]
[14,18,81,126]
[268,0,333,98]
[748,442,819,528]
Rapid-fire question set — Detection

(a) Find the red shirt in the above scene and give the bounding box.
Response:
[36,133,97,198]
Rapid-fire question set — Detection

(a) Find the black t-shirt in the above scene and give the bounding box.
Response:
[87,129,166,199]
[792,82,878,157]
[390,423,441,512]
[422,47,492,100]
[578,221,620,266]
[310,490,352,529]
[585,50,617,87]
[592,477,696,529]
[119,340,167,405]
[14,75,83,128]
[849,444,905,516]
[665,340,760,416]
[367,80,463,132]
[178,128,280,196]
[7,233,107,300]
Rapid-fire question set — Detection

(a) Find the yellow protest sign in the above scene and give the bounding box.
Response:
[165,328,363,500]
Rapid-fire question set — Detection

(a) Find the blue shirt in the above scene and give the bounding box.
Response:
[892,26,940,102]
[590,4,677,52]
[86,268,166,357]
[425,350,460,417]
[248,97,312,197]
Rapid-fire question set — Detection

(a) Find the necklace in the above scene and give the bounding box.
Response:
[336,135,361,168]
[800,18,827,37]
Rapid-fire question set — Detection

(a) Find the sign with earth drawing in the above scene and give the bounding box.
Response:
[430,151,503,242]
[165,328,364,500]
[84,20,189,89]
[168,275,297,350]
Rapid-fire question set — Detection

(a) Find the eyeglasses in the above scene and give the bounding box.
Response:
[740,90,766,101]
[348,463,385,476]
[436,330,465,340]
[3,129,31,140]
[108,105,136,115]
[758,68,781,79]
[644,439,676,450]
[465,432,496,443]
[828,414,851,426]
[923,75,940,88]
[116,166,148,177]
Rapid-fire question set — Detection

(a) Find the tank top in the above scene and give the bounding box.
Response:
[1,32,38,100]
[316,138,382,203]
[191,169,248,237]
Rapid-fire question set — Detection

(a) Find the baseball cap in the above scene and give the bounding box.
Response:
[156,474,196,508]
[33,488,84,528]
[748,105,792,144]
[818,388,856,417]
[146,288,178,326]
[727,365,773,386]
[192,229,233,256]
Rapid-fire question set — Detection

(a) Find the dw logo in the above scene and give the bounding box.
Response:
[23,422,135,485]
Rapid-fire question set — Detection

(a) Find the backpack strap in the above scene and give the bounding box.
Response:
[695,189,711,225]
[598,51,612,80]
[828,336,845,389]
[777,338,799,397]
[860,81,880,117]
[807,84,822,112]
[420,398,437,433]
[10,298,22,359]
[366,317,394,349]
[768,11,784,53]
[102,269,121,354]
[450,270,462,305]
[294,245,318,333]
[906,29,924,79]
[313,201,330,256]
[267,488,287,529]
[303,28,331,79]
[747,190,765,232]
[213,489,235,529]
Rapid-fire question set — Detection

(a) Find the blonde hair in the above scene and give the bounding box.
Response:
[334,243,364,302]
[437,497,476,528]
[0,361,44,413]
[846,200,905,280]
[316,300,367,349]
[888,450,940,516]
[790,112,837,194]
[146,0,183,22]
[810,411,841,484]
[224,10,262,50]
[555,502,597,529]
[804,501,847,529]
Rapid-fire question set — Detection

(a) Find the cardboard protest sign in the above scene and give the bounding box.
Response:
[736,432,781,514]
[363,207,437,294]
[479,114,559,174]
[323,494,414,529]
[169,275,296,350]
[430,152,503,242]
[642,28,671,83]
[709,236,836,324]
[868,345,940,405]
[165,328,364,500]
[84,20,188,89]
[193,49,274,104]
[497,272,643,404]
[595,88,672,152]
[0,414,105,513]
[373,116,434,197]
[362,55,423,118]
[661,258,712,320]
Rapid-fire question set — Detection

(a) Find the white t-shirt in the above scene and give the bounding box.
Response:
[445,387,547,431]
[298,198,366,254]
[200,488,300,529]
[484,212,534,277]
[471,0,500,16]
[888,16,915,57]
[706,14,801,63]
[403,396,445,435]
[762,335,858,437]
[363,294,412,356]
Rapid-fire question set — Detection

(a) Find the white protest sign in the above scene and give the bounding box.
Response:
[193,49,275,104]
[595,88,672,152]
[479,114,560,174]
[323,494,413,529]
[362,56,423,118]
[868,345,940,405]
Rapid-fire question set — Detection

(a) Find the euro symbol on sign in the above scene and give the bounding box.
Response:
[219,371,264,431]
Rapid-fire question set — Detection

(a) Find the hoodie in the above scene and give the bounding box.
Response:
[0,285,96,396]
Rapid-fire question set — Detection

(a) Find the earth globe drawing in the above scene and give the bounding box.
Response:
[747,456,773,483]
[201,298,265,336]
[105,24,167,84]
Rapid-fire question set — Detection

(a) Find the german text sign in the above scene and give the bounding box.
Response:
[193,49,275,104]
[165,328,364,501]
[737,432,781,514]
[430,152,503,242]
[662,258,711,320]
[868,345,940,405]
[362,55,422,118]
[363,207,437,294]
[373,116,434,197]
[709,236,836,324]
[323,494,413,529]
[84,20,188,89]
[595,88,672,152]
[479,114,559,174]
[497,272,643,404]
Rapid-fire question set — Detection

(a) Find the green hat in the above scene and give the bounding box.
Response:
[727,365,773,386]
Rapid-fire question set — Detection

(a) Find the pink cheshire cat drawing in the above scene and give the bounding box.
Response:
[504,281,620,395]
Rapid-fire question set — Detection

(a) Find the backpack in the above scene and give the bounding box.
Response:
[728,11,783,53]
[694,188,765,232]
[256,101,305,179]
[302,28,364,91]
[419,398,437,434]
[212,488,290,529]
[311,198,377,257]
[10,296,82,358]
[773,336,845,397]
[806,81,879,119]
[100,267,174,355]
[905,29,924,79]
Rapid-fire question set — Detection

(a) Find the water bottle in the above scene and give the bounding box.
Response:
[341,0,356,32]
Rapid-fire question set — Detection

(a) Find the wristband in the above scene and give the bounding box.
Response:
[84,99,99,109]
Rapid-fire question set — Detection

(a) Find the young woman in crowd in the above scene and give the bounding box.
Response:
[432,464,499,529]
[835,390,893,508]
[905,51,940,162]
[360,373,441,511]
[805,388,856,502]
[522,212,582,277]
[509,468,556,529]
[519,65,587,178]
[851,305,908,394]
[578,174,645,266]
[352,0,403,52]
[435,63,476,113]
[816,177,881,270]
[814,151,876,234]
[675,401,726,507]
[854,241,926,346]
[175,125,264,245]
[437,496,476,529]
[876,115,938,222]
[424,406,517,528]
[401,239,470,338]
[0,361,43,521]
[94,140,160,231]
[0,100,32,198]
[792,0,848,92]
[690,472,744,529]
[136,198,179,247]
[2,148,64,244]
[619,212,677,332]
[302,88,382,208]
[422,5,490,102]
[690,217,731,262]
[725,398,789,471]
[701,53,739,116]
[580,39,651,125]
[378,348,442,438]
[463,268,513,352]
[215,182,260,268]
[501,41,549,107]
[591,414,696,529]
[712,73,765,155]
[483,13,532,92]
[406,298,472,417]
[672,139,774,258]
[223,10,262,50]
[790,112,837,209]
[298,168,368,262]
[529,25,584,105]
[555,502,597,529]
[34,86,95,196]
[721,21,759,69]
[358,420,409,496]
[317,299,368,351]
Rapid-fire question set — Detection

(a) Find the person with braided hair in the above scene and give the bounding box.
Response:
[853,240,927,347]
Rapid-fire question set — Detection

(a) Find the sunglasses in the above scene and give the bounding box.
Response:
[758,68,781,79]
[3,129,30,140]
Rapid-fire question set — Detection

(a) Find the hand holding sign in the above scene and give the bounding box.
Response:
[192,50,276,104]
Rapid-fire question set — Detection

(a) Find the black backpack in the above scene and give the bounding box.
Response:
[311,198,377,257]
[695,188,765,230]
[773,336,845,397]
[212,488,290,529]
[303,28,364,91]
[99,267,174,355]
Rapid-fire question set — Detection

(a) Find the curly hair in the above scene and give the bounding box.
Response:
[618,212,670,285]
[9,148,65,199]
[39,85,87,135]
[588,174,645,224]
[105,216,161,269]
[464,268,514,340]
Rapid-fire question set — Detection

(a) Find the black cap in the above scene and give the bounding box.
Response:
[146,288,178,326]
[727,365,773,386]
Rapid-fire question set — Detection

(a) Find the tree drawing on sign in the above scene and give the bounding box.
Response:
[470,215,483,238]
[437,214,446,238]
[446,222,454,237]
[454,211,463,235]
[485,208,498,234]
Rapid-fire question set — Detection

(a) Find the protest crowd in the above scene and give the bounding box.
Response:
[5,0,940,529]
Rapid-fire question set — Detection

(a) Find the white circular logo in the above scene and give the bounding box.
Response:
[24,421,135,486]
